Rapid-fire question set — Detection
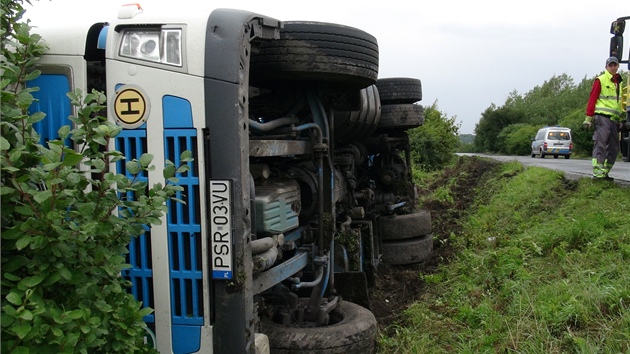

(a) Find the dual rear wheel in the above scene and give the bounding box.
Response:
[380,210,433,265]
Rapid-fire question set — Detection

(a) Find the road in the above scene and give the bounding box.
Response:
[458,153,630,187]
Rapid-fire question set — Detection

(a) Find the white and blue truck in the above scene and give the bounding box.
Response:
[29,3,432,353]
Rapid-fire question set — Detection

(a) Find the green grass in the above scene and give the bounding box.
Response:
[378,157,630,353]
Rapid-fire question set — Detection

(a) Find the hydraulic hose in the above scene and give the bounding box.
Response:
[248,117,296,132]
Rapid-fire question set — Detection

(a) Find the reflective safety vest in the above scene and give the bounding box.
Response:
[595,71,624,120]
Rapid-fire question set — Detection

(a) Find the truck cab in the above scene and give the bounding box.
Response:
[29,4,432,353]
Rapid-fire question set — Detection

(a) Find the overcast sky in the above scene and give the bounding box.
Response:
[26,0,629,134]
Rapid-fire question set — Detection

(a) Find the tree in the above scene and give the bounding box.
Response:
[505,74,583,126]
[473,105,526,153]
[1,1,190,352]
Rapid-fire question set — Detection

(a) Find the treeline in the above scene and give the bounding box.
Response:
[470,71,627,156]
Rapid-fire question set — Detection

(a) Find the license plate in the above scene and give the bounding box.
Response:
[210,180,233,280]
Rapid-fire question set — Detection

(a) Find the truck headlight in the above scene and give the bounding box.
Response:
[119,28,182,66]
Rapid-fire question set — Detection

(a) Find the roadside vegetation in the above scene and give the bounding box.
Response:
[471,72,627,157]
[378,156,630,353]
[408,103,460,171]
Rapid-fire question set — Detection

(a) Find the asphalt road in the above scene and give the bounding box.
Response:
[458,153,630,187]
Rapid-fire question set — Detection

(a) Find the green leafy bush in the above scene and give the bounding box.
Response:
[496,123,539,156]
[559,108,593,157]
[409,104,460,171]
[1,2,191,352]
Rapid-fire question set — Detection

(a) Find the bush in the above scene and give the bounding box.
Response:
[496,123,539,156]
[559,109,592,157]
[409,104,460,171]
[1,2,190,352]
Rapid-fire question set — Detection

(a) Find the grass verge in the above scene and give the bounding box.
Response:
[378,156,630,353]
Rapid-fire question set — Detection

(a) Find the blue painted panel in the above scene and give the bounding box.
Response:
[165,129,203,329]
[163,96,193,128]
[29,74,72,145]
[171,325,201,353]
[97,26,108,49]
[163,95,203,353]
[116,130,154,323]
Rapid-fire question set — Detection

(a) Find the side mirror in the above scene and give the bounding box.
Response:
[611,19,625,35]
[610,35,623,60]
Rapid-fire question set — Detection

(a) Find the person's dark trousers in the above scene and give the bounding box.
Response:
[591,114,619,178]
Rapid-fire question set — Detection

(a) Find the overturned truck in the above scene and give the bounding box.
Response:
[30,4,432,353]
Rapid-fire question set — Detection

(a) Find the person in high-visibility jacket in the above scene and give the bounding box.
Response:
[583,56,625,180]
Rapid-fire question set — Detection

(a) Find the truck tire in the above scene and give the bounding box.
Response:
[262,300,377,354]
[376,103,424,131]
[381,234,433,265]
[380,210,431,241]
[375,77,422,104]
[250,21,379,90]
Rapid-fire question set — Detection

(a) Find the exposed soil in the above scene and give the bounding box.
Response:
[368,156,501,330]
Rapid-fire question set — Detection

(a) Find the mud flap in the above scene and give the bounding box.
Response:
[333,271,370,310]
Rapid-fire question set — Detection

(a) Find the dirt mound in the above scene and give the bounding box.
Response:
[369,156,500,329]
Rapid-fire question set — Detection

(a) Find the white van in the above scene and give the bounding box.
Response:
[531,127,573,159]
